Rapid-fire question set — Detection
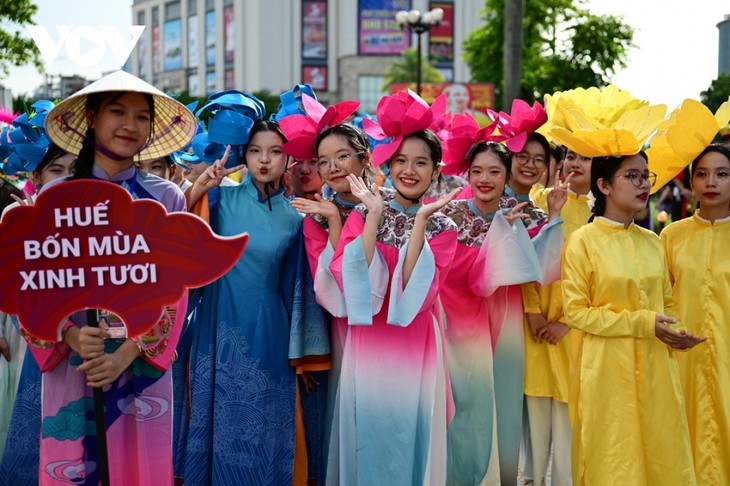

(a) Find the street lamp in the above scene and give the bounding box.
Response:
[395,7,444,96]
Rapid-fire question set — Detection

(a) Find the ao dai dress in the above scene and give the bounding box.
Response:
[327,199,457,486]
[562,217,696,486]
[178,178,327,486]
[21,165,187,486]
[661,212,730,485]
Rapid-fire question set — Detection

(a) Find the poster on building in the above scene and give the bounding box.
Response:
[225,69,235,90]
[188,15,199,68]
[206,10,216,66]
[428,2,453,66]
[137,35,146,77]
[358,0,411,55]
[188,73,200,96]
[303,66,327,90]
[164,19,182,71]
[391,82,496,125]
[152,25,161,74]
[206,71,216,94]
[224,6,235,63]
[302,1,327,60]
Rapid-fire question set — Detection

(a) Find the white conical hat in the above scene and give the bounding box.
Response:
[45,70,197,161]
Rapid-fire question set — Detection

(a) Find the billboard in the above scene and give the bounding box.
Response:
[428,2,453,66]
[358,0,411,55]
[303,66,327,90]
[163,19,182,71]
[188,15,198,68]
[390,82,496,125]
[302,1,327,59]
[206,10,215,65]
[224,6,235,63]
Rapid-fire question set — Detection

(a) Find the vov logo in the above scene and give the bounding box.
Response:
[27,25,146,68]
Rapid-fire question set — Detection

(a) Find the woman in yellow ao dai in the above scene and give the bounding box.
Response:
[661,144,730,485]
[561,152,705,486]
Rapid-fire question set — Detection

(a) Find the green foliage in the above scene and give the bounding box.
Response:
[0,0,44,78]
[382,47,445,92]
[700,74,730,114]
[464,0,634,109]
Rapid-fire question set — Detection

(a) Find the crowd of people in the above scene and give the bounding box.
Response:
[0,71,729,486]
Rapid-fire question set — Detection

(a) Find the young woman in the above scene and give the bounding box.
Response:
[179,119,324,485]
[438,139,565,485]
[289,157,323,200]
[328,128,459,485]
[661,143,730,485]
[562,152,704,485]
[28,71,196,486]
[287,121,381,486]
[520,147,593,486]
[505,132,552,223]
[0,142,76,483]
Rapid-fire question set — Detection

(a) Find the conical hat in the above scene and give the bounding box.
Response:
[45,71,197,161]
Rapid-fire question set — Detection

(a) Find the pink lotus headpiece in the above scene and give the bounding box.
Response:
[488,99,548,153]
[441,112,503,175]
[428,94,452,143]
[362,90,435,166]
[279,94,360,161]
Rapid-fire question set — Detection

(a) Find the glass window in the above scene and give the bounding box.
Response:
[358,76,386,113]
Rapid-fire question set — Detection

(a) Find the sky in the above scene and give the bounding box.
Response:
[1,0,728,111]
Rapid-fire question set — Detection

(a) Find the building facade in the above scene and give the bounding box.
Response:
[719,14,730,76]
[129,0,485,111]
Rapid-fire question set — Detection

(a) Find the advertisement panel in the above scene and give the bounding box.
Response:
[224,6,235,63]
[206,10,215,65]
[358,0,410,55]
[164,19,182,71]
[188,15,198,68]
[391,82,496,125]
[303,66,327,90]
[428,3,453,66]
[302,1,327,59]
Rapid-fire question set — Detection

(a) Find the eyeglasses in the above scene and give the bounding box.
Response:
[316,152,362,172]
[514,152,547,167]
[613,170,657,188]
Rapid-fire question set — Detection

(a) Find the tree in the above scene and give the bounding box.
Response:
[700,74,730,114]
[0,0,44,78]
[382,47,445,92]
[464,0,634,109]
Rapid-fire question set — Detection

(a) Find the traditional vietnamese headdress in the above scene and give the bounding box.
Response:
[543,84,730,194]
[441,112,502,175]
[189,90,266,168]
[0,100,56,175]
[278,94,360,161]
[488,98,548,153]
[361,90,436,166]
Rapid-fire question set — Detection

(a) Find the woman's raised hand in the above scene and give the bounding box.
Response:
[196,145,245,191]
[416,187,462,220]
[346,174,383,214]
[291,194,339,220]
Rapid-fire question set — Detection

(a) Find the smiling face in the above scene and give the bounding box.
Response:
[389,136,439,205]
[316,132,369,198]
[563,149,592,194]
[691,150,730,216]
[245,129,288,192]
[89,92,152,163]
[599,154,652,222]
[291,158,323,198]
[469,149,508,213]
[510,140,547,195]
